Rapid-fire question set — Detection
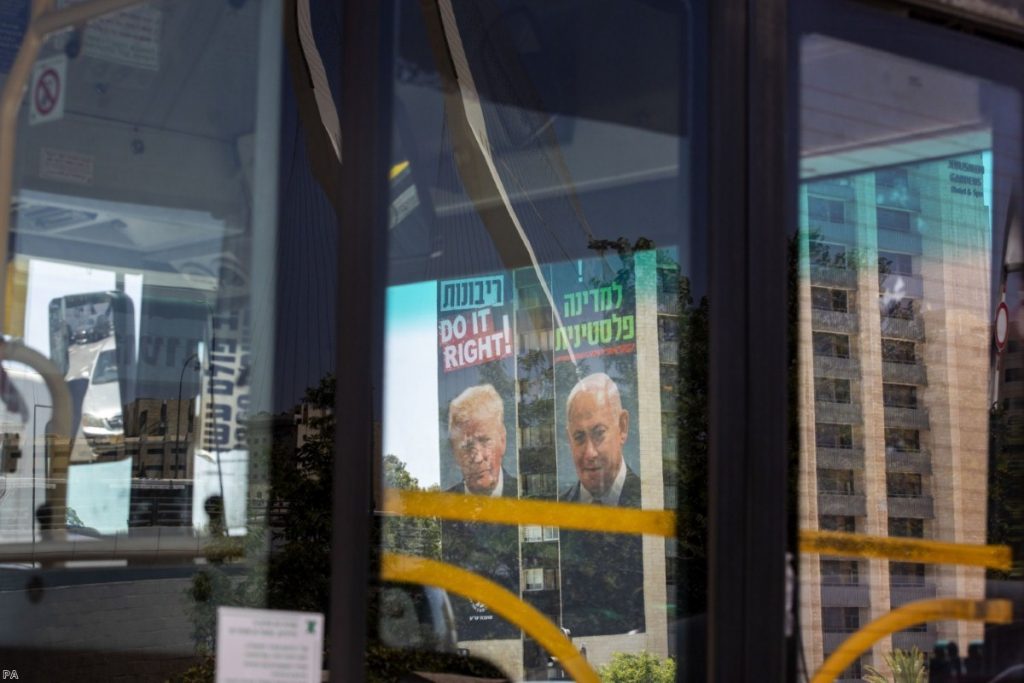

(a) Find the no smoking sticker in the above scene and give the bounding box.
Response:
[29,54,66,125]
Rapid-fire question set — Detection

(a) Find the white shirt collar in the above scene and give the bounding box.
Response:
[579,460,626,506]
[487,468,504,498]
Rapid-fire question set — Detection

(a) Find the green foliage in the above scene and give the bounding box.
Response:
[598,651,676,683]
[381,453,441,558]
[862,648,927,683]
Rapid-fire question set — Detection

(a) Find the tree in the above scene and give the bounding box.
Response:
[862,648,927,683]
[598,651,676,683]
[381,453,440,558]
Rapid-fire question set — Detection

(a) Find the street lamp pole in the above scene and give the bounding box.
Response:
[175,352,199,479]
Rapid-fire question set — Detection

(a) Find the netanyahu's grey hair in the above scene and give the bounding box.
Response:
[566,372,623,417]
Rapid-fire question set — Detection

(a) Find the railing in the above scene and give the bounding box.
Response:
[890,582,937,606]
[882,360,927,385]
[812,309,859,334]
[888,495,935,519]
[879,314,925,340]
[815,355,861,379]
[817,446,865,470]
[877,227,923,253]
[891,629,937,653]
[884,406,930,429]
[811,264,858,288]
[885,450,932,474]
[821,583,871,607]
[817,401,863,424]
[819,493,867,516]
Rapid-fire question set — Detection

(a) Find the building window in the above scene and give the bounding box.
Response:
[1007,368,1024,383]
[877,207,912,232]
[816,423,854,449]
[876,168,909,191]
[878,250,913,276]
[812,286,850,312]
[523,526,543,543]
[883,384,918,409]
[809,196,846,224]
[882,339,916,364]
[816,378,852,404]
[880,297,916,320]
[818,469,855,495]
[820,515,856,532]
[887,473,923,498]
[542,526,559,541]
[810,240,848,269]
[821,559,860,585]
[889,518,924,538]
[822,606,860,633]
[524,568,545,591]
[814,332,851,359]
[891,562,926,587]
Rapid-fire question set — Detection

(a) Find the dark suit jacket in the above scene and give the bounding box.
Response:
[442,469,519,638]
[561,466,641,507]
[445,470,518,497]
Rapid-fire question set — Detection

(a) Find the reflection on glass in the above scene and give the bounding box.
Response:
[797,34,1023,681]
[0,0,279,675]
[382,0,697,678]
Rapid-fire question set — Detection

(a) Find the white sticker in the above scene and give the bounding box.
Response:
[29,54,66,126]
[216,607,324,683]
[82,3,161,71]
[39,148,94,185]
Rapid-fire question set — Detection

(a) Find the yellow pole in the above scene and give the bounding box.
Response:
[812,598,1012,683]
[381,552,600,683]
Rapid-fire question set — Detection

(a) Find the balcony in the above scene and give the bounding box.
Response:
[885,450,932,475]
[819,493,867,516]
[887,495,934,519]
[808,180,855,201]
[811,264,858,289]
[890,582,937,607]
[815,355,860,379]
[884,406,930,430]
[879,272,924,299]
[879,314,925,341]
[882,361,927,385]
[817,401,863,424]
[809,220,857,244]
[877,186,922,212]
[877,227,923,254]
[812,309,859,334]
[891,630,937,654]
[817,447,865,470]
[821,583,871,607]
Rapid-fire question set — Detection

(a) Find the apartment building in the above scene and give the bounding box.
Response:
[799,155,992,680]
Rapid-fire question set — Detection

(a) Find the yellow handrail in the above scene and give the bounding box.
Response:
[800,529,1011,571]
[812,598,1012,683]
[381,488,676,537]
[381,552,599,683]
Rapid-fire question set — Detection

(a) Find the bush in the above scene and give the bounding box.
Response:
[599,651,676,683]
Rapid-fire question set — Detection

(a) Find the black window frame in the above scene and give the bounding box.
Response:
[328,0,1024,681]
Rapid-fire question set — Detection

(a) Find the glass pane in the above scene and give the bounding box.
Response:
[796,34,1024,682]
[0,0,285,676]
[381,1,700,679]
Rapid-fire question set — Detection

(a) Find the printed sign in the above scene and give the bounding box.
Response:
[59,0,161,70]
[39,148,94,185]
[29,54,66,126]
[216,607,324,683]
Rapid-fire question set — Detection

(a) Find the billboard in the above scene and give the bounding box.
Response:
[424,250,673,642]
